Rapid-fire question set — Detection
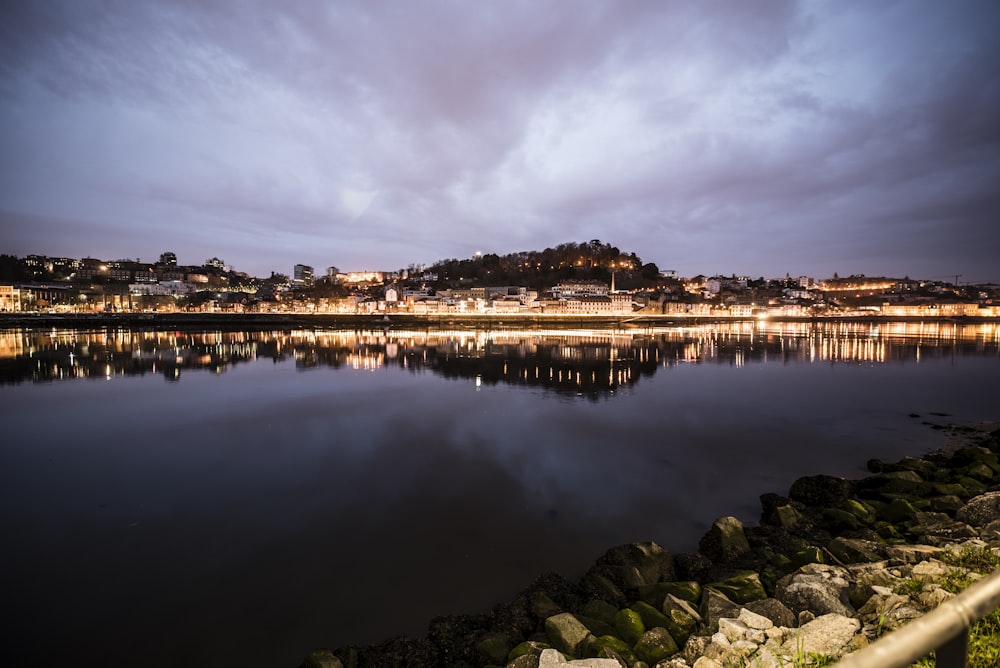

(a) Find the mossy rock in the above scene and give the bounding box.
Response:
[769,503,805,530]
[932,482,972,499]
[879,498,918,523]
[590,635,635,664]
[660,580,701,603]
[929,495,965,514]
[631,600,672,631]
[822,507,861,532]
[896,456,937,477]
[827,536,888,564]
[507,640,551,662]
[544,613,592,657]
[706,571,767,605]
[475,631,516,665]
[790,545,825,569]
[582,599,619,627]
[875,521,904,541]
[962,463,997,482]
[662,594,700,645]
[614,608,646,645]
[529,592,562,620]
[842,499,878,524]
[301,649,343,668]
[574,614,616,638]
[957,476,988,495]
[633,627,679,664]
[637,582,678,607]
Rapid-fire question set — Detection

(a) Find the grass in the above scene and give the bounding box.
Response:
[911,545,1000,668]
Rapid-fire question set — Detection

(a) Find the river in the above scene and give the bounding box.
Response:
[1,320,997,667]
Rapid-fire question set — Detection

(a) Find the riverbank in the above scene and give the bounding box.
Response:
[300,422,1000,667]
[1,311,997,333]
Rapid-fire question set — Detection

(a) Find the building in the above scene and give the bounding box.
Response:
[0,285,21,311]
[293,264,315,287]
[159,251,177,266]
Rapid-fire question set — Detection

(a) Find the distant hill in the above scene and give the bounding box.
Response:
[428,240,662,290]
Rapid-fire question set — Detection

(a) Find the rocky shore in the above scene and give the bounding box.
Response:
[301,423,1000,668]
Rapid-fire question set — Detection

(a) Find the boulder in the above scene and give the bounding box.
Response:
[906,512,977,544]
[827,537,888,564]
[613,608,645,645]
[775,564,855,617]
[699,516,752,563]
[956,491,1000,527]
[778,613,860,657]
[706,571,767,605]
[301,649,343,668]
[544,613,592,657]
[589,542,674,591]
[633,627,679,665]
[743,598,796,628]
[475,631,516,665]
[789,475,855,506]
[700,588,741,632]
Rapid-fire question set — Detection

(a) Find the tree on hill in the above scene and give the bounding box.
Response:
[428,240,661,290]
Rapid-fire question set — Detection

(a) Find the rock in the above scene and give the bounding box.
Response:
[476,631,516,665]
[789,545,825,568]
[906,512,977,543]
[673,553,712,582]
[879,498,919,523]
[827,537,888,564]
[929,495,965,514]
[700,588,741,632]
[301,649,343,668]
[775,564,856,617]
[718,617,766,645]
[778,613,860,657]
[538,648,622,668]
[856,472,928,500]
[544,613,593,657]
[530,592,564,620]
[885,544,941,564]
[581,599,619,627]
[590,542,674,591]
[736,607,774,631]
[706,571,767,604]
[589,635,634,665]
[578,573,626,607]
[699,516,752,563]
[789,475,855,507]
[509,653,541,668]
[613,608,645,645]
[633,627,679,665]
[956,491,1000,527]
[631,600,672,633]
[573,614,616,639]
[743,598,796,628]
[661,580,702,603]
[822,508,862,532]
[509,640,553,662]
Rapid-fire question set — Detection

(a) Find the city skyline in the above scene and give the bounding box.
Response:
[2,2,1000,282]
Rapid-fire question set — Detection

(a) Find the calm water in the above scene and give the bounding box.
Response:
[1,321,998,667]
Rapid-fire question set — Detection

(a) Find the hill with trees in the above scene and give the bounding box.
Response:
[427,240,661,290]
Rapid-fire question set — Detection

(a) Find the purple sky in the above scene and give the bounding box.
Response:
[1,1,999,281]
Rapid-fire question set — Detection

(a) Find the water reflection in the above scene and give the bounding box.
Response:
[1,321,997,391]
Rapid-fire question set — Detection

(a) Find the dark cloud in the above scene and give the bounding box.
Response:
[1,0,999,279]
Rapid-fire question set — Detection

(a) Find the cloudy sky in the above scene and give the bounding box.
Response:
[1,1,998,281]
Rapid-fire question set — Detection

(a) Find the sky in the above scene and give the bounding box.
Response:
[1,1,999,282]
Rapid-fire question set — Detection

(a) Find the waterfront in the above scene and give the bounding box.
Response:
[1,321,998,667]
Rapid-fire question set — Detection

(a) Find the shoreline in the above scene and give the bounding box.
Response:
[0,311,997,332]
[301,422,1000,667]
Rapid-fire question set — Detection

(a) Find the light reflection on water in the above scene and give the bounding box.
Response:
[0,321,998,667]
